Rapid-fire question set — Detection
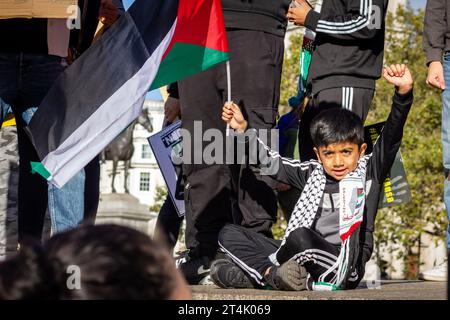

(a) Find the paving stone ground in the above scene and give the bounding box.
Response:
[191,280,447,300]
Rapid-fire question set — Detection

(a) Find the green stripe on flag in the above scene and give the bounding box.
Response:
[150,43,229,90]
[31,161,51,180]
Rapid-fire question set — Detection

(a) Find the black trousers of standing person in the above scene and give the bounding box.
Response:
[298,87,375,162]
[83,155,100,225]
[154,196,184,250]
[0,54,67,242]
[178,29,284,259]
[218,224,363,288]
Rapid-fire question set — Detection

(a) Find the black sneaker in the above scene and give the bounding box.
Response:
[178,256,211,285]
[210,259,255,289]
[265,260,307,291]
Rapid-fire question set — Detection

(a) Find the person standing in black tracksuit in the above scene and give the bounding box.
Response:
[287,0,389,161]
[212,64,414,291]
[178,0,291,284]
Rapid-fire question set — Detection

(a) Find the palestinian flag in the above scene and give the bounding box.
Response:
[27,0,229,188]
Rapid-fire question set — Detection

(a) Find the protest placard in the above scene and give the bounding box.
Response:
[364,122,412,208]
[0,0,77,19]
[148,121,185,217]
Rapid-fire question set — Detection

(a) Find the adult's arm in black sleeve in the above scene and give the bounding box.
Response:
[305,0,386,41]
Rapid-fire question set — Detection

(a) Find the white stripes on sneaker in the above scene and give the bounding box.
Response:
[342,87,354,111]
[316,0,372,34]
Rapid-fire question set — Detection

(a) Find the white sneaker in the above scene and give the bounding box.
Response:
[418,262,448,282]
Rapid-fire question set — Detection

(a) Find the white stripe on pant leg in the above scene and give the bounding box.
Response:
[298,250,339,270]
[292,251,339,278]
[345,87,350,109]
[342,87,346,109]
[292,251,314,265]
[309,248,339,261]
[316,261,338,273]
[348,87,351,110]
[346,87,350,109]
[218,241,265,286]
[292,250,337,269]
[293,249,337,267]
[308,249,339,266]
[349,87,354,111]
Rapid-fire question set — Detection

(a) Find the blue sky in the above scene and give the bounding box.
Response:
[123,0,134,10]
[147,89,163,101]
[409,0,426,10]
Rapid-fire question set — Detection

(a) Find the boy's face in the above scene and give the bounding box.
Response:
[314,142,367,181]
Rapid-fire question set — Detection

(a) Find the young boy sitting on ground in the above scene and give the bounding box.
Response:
[211,64,414,291]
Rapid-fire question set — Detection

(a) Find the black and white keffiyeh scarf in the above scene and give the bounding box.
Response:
[270,154,372,290]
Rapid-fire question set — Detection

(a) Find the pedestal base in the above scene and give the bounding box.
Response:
[96,193,157,236]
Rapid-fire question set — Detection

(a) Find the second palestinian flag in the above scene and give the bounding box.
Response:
[28,0,229,188]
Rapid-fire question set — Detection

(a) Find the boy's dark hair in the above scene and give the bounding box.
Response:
[0,225,181,300]
[310,108,364,148]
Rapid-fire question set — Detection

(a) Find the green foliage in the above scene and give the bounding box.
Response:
[278,7,446,278]
[149,185,168,213]
[280,30,304,108]
[272,209,288,240]
[369,7,446,278]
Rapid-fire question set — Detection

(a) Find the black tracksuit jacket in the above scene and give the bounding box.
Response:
[304,0,389,94]
[221,0,291,36]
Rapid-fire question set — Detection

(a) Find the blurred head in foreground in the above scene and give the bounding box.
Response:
[0,224,191,300]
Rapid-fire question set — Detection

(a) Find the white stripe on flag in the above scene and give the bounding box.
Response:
[43,18,178,188]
